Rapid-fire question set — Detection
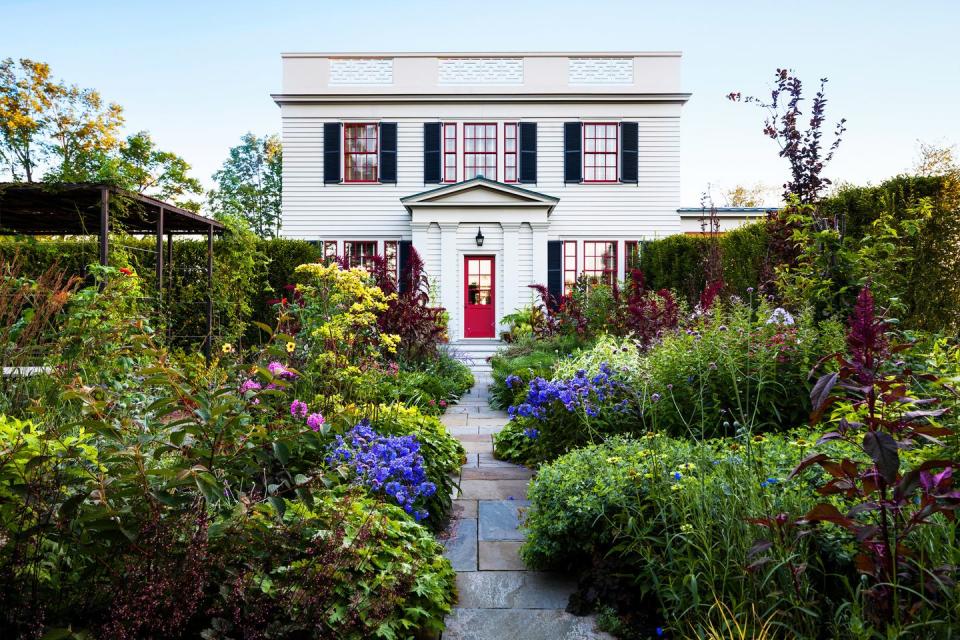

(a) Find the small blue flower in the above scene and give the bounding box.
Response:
[656,627,664,637]
[673,472,682,481]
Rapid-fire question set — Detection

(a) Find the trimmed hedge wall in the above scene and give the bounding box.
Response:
[640,222,769,305]
[0,236,324,349]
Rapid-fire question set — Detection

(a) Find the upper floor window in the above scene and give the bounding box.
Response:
[464,123,497,180]
[344,124,378,182]
[344,240,377,269]
[583,241,617,286]
[443,123,457,182]
[504,123,518,183]
[583,123,618,183]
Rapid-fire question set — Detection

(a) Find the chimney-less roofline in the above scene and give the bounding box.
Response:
[280,51,684,59]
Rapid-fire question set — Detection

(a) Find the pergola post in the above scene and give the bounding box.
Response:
[155,206,164,302]
[99,187,110,267]
[205,224,214,362]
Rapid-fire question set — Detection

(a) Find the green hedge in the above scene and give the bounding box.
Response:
[0,235,324,348]
[640,221,769,305]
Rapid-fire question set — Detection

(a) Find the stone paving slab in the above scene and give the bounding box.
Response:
[461,466,534,480]
[452,571,578,609]
[461,453,479,469]
[478,500,528,541]
[442,609,614,640]
[478,541,525,570]
[441,413,469,427]
[442,517,477,572]
[461,441,494,454]
[452,499,478,519]
[456,433,493,443]
[448,425,480,436]
[478,452,521,468]
[458,480,529,500]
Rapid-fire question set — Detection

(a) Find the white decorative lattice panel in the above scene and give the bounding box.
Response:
[438,58,523,85]
[568,58,634,84]
[329,58,393,85]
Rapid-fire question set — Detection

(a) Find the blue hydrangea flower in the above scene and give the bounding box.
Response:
[327,420,435,520]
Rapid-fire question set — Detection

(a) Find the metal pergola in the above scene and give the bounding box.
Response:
[0,183,225,356]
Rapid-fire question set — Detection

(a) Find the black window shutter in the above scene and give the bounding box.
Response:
[620,121,638,183]
[398,240,413,293]
[323,122,342,184]
[519,122,537,184]
[563,122,582,183]
[547,240,563,307]
[423,122,441,183]
[380,122,397,183]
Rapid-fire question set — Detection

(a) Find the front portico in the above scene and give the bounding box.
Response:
[401,177,558,342]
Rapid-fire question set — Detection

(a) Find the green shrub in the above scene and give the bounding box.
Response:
[640,299,845,439]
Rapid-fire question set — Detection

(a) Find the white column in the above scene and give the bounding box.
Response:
[411,221,430,271]
[531,221,549,290]
[616,239,626,281]
[501,221,521,319]
[439,222,459,340]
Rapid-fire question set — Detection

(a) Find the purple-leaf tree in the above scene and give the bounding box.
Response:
[728,69,847,205]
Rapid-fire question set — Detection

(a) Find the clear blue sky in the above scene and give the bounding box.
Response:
[5,0,959,205]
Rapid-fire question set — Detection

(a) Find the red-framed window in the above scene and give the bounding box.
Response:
[463,123,497,180]
[563,240,577,295]
[443,123,457,182]
[323,240,338,261]
[583,123,618,183]
[344,123,378,183]
[583,241,617,285]
[504,123,518,183]
[344,241,378,269]
[625,241,641,271]
[384,240,399,281]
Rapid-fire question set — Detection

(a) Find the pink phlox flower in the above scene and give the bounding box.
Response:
[290,399,308,418]
[307,412,326,432]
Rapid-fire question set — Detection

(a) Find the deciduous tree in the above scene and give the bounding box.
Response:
[208,133,282,237]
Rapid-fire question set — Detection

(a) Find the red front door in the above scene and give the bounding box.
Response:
[464,256,495,338]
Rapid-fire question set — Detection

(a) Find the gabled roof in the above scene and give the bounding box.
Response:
[401,177,559,214]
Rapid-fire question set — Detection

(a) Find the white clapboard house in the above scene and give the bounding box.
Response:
[273,51,696,362]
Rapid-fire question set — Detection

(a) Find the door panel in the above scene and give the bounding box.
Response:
[464,256,495,338]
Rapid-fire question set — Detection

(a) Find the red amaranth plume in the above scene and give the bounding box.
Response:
[846,286,888,384]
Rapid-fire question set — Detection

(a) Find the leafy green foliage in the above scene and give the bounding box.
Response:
[523,431,959,637]
[0,262,458,638]
[208,132,283,238]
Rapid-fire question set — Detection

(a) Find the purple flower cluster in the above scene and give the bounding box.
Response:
[267,361,298,380]
[507,363,625,421]
[326,420,436,521]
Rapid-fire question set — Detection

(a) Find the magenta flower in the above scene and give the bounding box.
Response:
[240,379,262,394]
[307,412,325,432]
[290,399,308,418]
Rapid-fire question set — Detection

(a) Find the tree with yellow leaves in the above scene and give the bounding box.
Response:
[0,58,55,181]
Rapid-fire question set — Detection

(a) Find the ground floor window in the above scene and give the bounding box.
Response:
[583,241,617,285]
[563,240,577,295]
[344,240,378,269]
[625,240,641,272]
[323,240,338,262]
[384,240,398,281]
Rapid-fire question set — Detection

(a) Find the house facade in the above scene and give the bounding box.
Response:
[273,52,690,342]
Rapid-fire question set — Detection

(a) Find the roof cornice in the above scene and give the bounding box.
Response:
[272,92,691,106]
[281,51,683,59]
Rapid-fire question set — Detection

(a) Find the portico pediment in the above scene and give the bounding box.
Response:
[401,177,558,213]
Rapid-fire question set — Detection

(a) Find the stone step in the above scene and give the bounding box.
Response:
[442,608,614,640]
